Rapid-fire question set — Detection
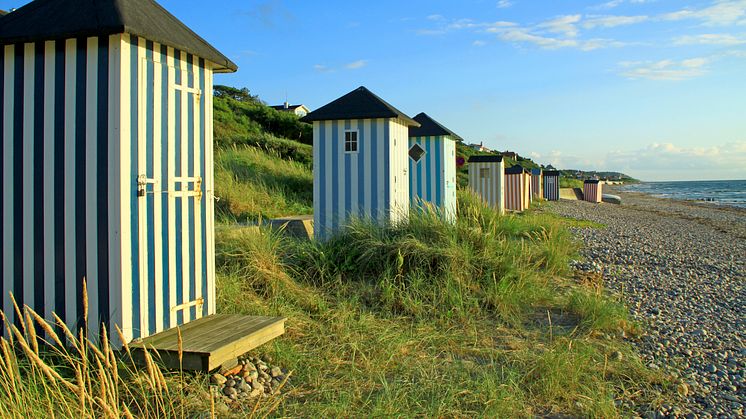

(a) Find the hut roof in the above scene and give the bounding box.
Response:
[505,165,529,174]
[543,170,560,176]
[0,0,237,73]
[467,155,502,163]
[409,112,461,140]
[301,86,420,127]
[531,168,542,175]
[584,179,600,184]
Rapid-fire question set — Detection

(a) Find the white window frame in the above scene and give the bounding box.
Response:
[344,129,359,153]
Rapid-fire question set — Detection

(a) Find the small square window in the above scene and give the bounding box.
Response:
[345,130,358,153]
[409,143,426,162]
[479,168,490,179]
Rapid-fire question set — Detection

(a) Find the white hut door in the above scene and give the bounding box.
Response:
[136,56,204,336]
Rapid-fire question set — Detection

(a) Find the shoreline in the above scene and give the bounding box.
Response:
[616,182,746,212]
[548,188,745,417]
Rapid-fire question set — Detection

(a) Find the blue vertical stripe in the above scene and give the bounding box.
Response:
[53,41,65,324]
[186,54,196,321]
[370,119,378,220]
[317,122,326,239]
[0,46,4,337]
[173,49,183,326]
[199,58,207,318]
[331,122,339,233]
[344,120,351,220]
[96,36,110,333]
[357,119,365,219]
[74,38,88,331]
[13,44,24,324]
[129,36,140,339]
[435,138,442,206]
[160,45,170,328]
[33,42,45,314]
[425,137,432,202]
[416,139,423,199]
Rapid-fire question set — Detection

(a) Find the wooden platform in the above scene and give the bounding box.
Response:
[268,215,314,239]
[130,314,286,371]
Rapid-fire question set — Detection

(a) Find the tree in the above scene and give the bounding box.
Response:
[214,85,259,103]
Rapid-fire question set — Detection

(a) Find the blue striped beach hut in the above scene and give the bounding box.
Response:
[530,168,542,201]
[408,112,460,222]
[301,86,420,240]
[0,0,237,344]
[542,170,560,201]
[467,155,505,214]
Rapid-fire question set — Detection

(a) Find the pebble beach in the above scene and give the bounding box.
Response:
[548,187,745,418]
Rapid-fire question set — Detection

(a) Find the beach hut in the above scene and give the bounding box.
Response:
[0,0,237,344]
[543,170,560,201]
[531,168,543,201]
[467,155,504,214]
[505,166,531,211]
[301,86,420,239]
[408,112,460,222]
[584,180,603,203]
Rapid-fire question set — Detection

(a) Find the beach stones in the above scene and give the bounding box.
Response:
[210,353,288,403]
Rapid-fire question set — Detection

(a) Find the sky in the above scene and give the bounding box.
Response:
[2,0,745,181]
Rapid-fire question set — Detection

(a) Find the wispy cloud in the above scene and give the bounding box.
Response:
[583,14,649,29]
[674,33,746,45]
[618,57,710,80]
[499,30,579,48]
[345,59,369,70]
[537,15,583,37]
[497,0,513,8]
[473,40,487,46]
[663,0,746,26]
[313,64,333,73]
[593,0,651,10]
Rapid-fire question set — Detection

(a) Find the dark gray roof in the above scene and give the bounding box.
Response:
[300,86,419,127]
[467,155,502,163]
[584,179,600,184]
[543,170,560,176]
[505,165,529,174]
[0,0,237,73]
[408,112,461,140]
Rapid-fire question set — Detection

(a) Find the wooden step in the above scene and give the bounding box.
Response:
[130,314,286,371]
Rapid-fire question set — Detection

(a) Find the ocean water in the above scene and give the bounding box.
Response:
[622,180,746,208]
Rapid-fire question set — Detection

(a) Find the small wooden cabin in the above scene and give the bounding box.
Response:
[301,86,420,239]
[0,0,237,344]
[543,170,560,201]
[408,112,460,222]
[505,166,531,212]
[584,180,603,203]
[467,155,504,214]
[531,168,542,200]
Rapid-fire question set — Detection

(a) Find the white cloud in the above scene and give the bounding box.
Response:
[313,64,332,73]
[345,60,368,70]
[663,0,746,26]
[427,14,445,21]
[497,0,513,8]
[674,33,746,45]
[593,0,651,10]
[473,40,487,46]
[583,14,649,29]
[499,29,579,49]
[619,57,710,80]
[537,15,583,37]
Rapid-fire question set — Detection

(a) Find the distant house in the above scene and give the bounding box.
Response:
[467,141,491,153]
[271,102,310,118]
[502,151,518,160]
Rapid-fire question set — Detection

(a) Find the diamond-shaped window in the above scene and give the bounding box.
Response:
[409,143,426,162]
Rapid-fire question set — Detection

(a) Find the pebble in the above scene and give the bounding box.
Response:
[210,353,289,402]
[210,373,227,386]
[549,188,746,417]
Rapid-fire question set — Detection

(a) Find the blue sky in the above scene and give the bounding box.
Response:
[3,0,745,180]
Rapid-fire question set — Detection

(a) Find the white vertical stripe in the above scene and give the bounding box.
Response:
[429,138,436,204]
[3,45,15,327]
[63,38,77,331]
[85,37,99,332]
[152,44,164,332]
[118,34,133,343]
[166,47,177,327]
[22,43,35,311]
[349,120,358,218]
[204,64,216,316]
[312,121,320,230]
[136,38,148,335]
[363,119,371,217]
[324,120,333,232]
[107,34,123,345]
[43,41,56,322]
[376,119,385,221]
[192,56,202,320]
[337,121,345,227]
[179,50,190,324]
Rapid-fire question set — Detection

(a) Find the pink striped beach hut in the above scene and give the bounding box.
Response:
[583,180,603,203]
[504,166,530,212]
[542,170,560,201]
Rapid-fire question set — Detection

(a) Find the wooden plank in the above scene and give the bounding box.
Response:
[165,315,248,351]
[191,316,283,352]
[130,313,217,347]
[188,316,268,351]
[208,320,286,370]
[134,314,242,350]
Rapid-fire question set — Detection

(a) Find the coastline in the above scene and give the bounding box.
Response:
[548,186,745,417]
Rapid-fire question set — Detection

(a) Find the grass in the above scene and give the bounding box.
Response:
[560,177,585,189]
[214,145,313,222]
[212,189,672,417]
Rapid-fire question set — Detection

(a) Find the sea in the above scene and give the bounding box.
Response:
[622,180,746,208]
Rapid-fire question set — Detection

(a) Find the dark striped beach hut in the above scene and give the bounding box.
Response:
[0,0,237,344]
[505,165,530,212]
[408,112,459,222]
[467,155,504,214]
[584,180,603,203]
[542,170,560,201]
[530,168,542,201]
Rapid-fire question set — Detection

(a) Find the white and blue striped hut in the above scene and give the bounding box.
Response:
[408,112,460,222]
[542,170,560,201]
[301,86,420,240]
[0,0,237,343]
[467,155,505,215]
